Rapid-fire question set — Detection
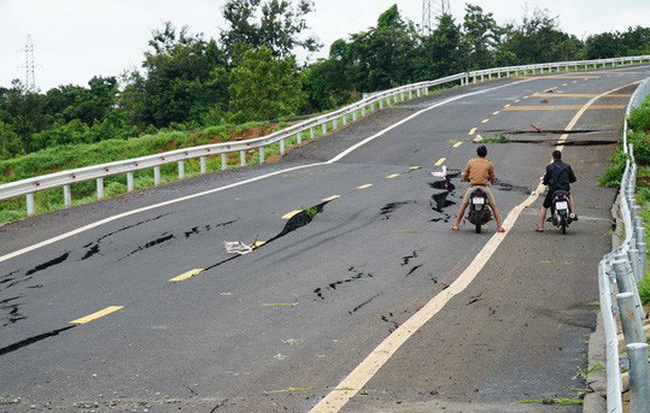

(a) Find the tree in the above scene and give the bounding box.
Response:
[584,32,622,59]
[418,13,466,79]
[0,120,21,159]
[2,80,45,153]
[463,4,501,70]
[221,0,320,60]
[123,22,229,128]
[228,46,304,121]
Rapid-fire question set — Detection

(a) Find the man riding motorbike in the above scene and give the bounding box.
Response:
[450,145,506,233]
[537,150,577,232]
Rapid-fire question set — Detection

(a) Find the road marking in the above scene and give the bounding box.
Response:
[409,165,422,171]
[169,268,204,282]
[322,195,341,202]
[514,99,521,103]
[0,78,537,265]
[503,104,511,108]
[481,118,490,123]
[434,158,446,166]
[251,240,266,249]
[533,93,631,98]
[492,111,500,115]
[453,142,463,148]
[504,105,625,111]
[386,173,400,179]
[282,210,303,219]
[468,127,477,135]
[357,184,373,189]
[307,81,640,413]
[70,306,123,325]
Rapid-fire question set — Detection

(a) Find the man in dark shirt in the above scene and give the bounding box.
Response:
[537,150,577,232]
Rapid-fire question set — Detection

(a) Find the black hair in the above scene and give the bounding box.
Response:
[477,145,487,157]
[552,150,562,160]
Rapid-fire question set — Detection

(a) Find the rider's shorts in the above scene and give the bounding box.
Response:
[462,185,497,208]
[543,191,571,209]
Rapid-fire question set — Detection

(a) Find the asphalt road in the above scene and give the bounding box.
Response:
[1,65,649,413]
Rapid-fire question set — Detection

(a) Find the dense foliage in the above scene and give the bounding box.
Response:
[2,1,650,164]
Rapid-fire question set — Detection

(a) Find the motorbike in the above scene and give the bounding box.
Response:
[467,187,492,234]
[549,190,572,234]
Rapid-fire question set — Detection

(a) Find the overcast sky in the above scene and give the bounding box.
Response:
[2,0,649,91]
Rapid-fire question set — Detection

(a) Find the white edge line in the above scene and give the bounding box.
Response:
[0,78,535,264]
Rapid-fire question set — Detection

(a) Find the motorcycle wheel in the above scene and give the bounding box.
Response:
[560,216,567,234]
[474,210,482,234]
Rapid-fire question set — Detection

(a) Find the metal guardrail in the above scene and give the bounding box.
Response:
[598,77,650,413]
[1,55,650,216]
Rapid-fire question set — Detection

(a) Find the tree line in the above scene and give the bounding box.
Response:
[1,1,649,160]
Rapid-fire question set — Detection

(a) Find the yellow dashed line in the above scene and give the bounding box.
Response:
[357,184,373,189]
[453,142,463,148]
[283,210,303,219]
[251,241,266,249]
[434,158,446,167]
[505,105,625,111]
[481,118,490,124]
[533,93,631,98]
[386,173,401,179]
[322,195,341,202]
[504,104,511,108]
[169,268,204,282]
[515,99,521,103]
[492,111,500,115]
[70,306,123,325]
[409,165,422,171]
[468,127,477,135]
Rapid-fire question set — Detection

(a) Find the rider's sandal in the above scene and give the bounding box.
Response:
[535,227,544,233]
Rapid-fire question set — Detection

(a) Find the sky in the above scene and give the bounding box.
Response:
[1,0,649,91]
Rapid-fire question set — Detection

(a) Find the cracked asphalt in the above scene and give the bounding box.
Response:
[1,65,649,412]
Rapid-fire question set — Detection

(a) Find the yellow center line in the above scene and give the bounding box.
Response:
[505,105,625,111]
[453,142,463,148]
[468,127,477,135]
[357,184,373,189]
[409,165,422,171]
[492,111,500,115]
[386,173,400,179]
[252,241,266,249]
[307,80,639,413]
[514,99,521,103]
[481,118,490,124]
[282,210,303,219]
[70,306,123,325]
[503,104,511,108]
[532,93,631,98]
[434,157,446,167]
[169,268,204,282]
[322,195,341,202]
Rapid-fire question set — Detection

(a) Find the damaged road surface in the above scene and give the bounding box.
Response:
[0,65,646,412]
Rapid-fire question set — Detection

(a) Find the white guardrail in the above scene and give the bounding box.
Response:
[1,55,650,216]
[598,77,650,413]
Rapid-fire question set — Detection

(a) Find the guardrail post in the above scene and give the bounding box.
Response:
[127,172,134,192]
[26,193,35,216]
[322,123,328,135]
[297,132,302,144]
[310,127,315,140]
[379,99,384,109]
[200,156,207,174]
[63,184,72,207]
[178,160,185,179]
[408,90,413,100]
[97,178,104,199]
[240,150,246,167]
[616,292,646,345]
[612,258,644,321]
[333,118,338,130]
[628,248,642,281]
[352,111,357,121]
[361,106,366,116]
[637,226,647,273]
[154,166,161,185]
[627,343,650,413]
[221,154,227,171]
[342,115,348,126]
[371,101,376,111]
[259,147,265,164]
[280,139,285,156]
